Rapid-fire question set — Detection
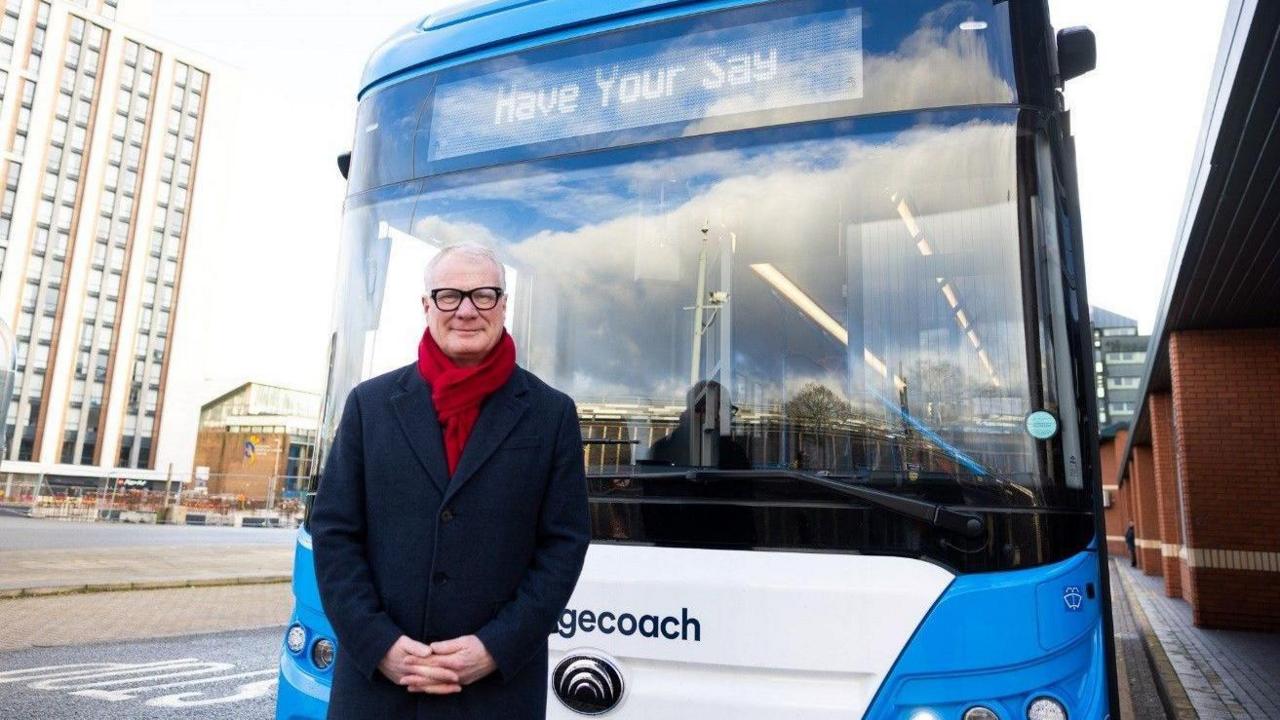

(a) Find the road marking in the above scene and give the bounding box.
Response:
[0,653,278,710]
[0,660,197,684]
[148,677,277,707]
[31,661,236,690]
[72,669,277,702]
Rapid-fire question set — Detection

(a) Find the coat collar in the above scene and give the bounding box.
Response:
[389,362,530,499]
[390,364,450,494]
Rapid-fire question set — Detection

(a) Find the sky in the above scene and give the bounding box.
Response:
[143,0,1230,397]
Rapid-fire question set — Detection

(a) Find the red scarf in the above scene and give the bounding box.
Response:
[417,328,517,476]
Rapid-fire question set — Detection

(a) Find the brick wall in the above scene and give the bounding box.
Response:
[1169,328,1280,631]
[1100,432,1128,557]
[1131,445,1162,575]
[1148,392,1182,597]
[192,428,288,502]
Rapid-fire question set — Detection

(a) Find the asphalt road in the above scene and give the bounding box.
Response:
[0,626,284,719]
[0,515,297,550]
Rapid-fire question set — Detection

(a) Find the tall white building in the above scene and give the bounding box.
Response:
[0,0,227,490]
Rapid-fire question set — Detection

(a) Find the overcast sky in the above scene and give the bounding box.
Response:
[146,0,1230,396]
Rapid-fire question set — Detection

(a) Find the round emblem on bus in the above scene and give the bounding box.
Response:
[552,654,624,715]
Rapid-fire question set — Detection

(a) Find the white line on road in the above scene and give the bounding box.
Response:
[147,677,277,707]
[1,653,279,711]
[0,659,199,684]
[71,668,276,702]
[30,661,236,690]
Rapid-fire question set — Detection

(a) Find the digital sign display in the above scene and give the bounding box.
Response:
[428,5,863,161]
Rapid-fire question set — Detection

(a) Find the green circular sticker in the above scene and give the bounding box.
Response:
[1025,411,1059,440]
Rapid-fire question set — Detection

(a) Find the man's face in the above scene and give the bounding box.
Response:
[423,253,507,367]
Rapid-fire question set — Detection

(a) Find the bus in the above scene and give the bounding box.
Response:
[276,1,1115,718]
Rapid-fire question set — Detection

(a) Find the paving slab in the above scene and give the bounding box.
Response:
[1110,562,1168,720]
[0,583,293,652]
[0,545,294,594]
[1117,562,1280,719]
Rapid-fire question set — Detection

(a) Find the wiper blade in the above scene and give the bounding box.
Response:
[596,469,985,538]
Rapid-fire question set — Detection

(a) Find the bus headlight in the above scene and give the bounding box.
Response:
[909,711,941,720]
[286,624,307,654]
[965,707,999,720]
[312,638,336,670]
[1027,697,1067,720]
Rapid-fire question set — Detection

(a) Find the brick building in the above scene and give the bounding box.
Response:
[192,382,318,504]
[1103,0,1280,633]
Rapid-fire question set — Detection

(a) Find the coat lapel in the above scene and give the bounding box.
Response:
[390,364,450,495]
[444,369,530,504]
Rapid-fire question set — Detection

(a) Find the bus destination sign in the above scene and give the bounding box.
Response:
[428,5,863,161]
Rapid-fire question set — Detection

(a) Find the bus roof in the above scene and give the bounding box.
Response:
[360,0,718,99]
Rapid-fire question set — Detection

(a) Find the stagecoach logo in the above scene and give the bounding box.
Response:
[552,654,624,715]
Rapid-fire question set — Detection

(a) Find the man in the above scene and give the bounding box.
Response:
[311,242,590,719]
[1124,521,1136,568]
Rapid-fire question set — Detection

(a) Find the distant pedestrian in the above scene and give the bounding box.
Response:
[1124,521,1136,567]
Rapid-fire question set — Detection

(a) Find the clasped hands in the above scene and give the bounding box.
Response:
[379,634,497,695]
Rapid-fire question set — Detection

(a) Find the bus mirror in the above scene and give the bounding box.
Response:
[1057,26,1096,82]
[337,152,351,180]
[0,320,15,456]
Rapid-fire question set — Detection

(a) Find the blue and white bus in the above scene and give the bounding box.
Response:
[277,1,1115,718]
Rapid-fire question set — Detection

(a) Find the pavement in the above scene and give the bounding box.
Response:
[1113,560,1280,719]
[0,515,295,597]
[1110,564,1167,719]
[0,545,294,596]
[0,583,293,652]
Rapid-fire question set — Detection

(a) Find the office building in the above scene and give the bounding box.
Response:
[1090,306,1148,427]
[0,0,226,492]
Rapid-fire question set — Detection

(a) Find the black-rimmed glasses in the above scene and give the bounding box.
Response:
[429,286,504,311]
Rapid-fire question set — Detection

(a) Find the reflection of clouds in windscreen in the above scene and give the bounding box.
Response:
[399,121,1027,422]
[692,9,1010,132]
[413,214,502,248]
[866,2,1013,108]
[428,121,1017,405]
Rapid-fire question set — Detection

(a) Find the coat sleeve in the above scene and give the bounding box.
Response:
[309,389,405,681]
[476,396,590,682]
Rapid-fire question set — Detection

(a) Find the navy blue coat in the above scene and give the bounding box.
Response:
[310,363,589,720]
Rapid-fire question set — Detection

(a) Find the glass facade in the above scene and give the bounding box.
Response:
[6,14,106,461]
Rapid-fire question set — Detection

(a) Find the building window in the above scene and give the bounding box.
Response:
[1104,351,1146,364]
[1106,376,1140,390]
[1108,402,1135,415]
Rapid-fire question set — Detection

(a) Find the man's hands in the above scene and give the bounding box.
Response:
[401,635,497,693]
[378,636,461,694]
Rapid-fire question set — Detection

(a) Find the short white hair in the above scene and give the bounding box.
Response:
[423,242,506,291]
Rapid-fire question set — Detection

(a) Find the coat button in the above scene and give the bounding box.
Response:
[433,571,449,585]
[441,508,455,523]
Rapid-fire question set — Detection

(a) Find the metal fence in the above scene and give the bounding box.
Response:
[0,472,304,527]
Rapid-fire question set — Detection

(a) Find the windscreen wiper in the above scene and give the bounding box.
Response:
[597,469,985,538]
